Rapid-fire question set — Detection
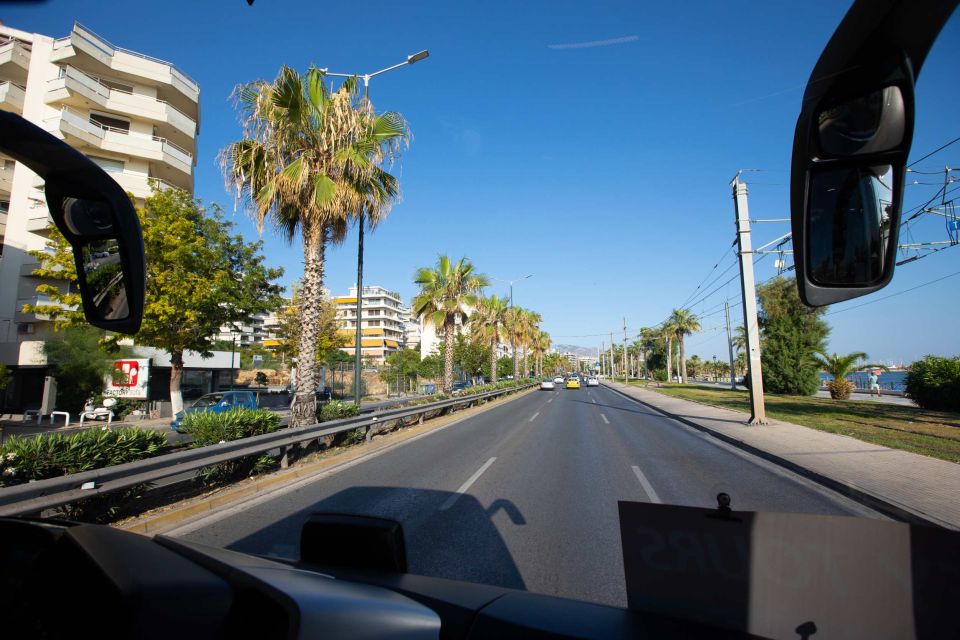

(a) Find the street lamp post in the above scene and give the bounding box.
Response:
[324,50,429,408]
[491,274,533,379]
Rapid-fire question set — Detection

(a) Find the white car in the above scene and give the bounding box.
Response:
[552,376,564,384]
[540,380,555,390]
[587,377,599,387]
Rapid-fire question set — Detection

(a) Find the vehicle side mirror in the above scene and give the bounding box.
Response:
[790,0,955,307]
[0,112,145,333]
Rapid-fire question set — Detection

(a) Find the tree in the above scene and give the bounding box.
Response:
[686,355,703,379]
[496,356,514,379]
[471,295,508,383]
[41,327,123,413]
[417,353,442,380]
[382,348,421,394]
[757,276,830,395]
[412,256,489,392]
[659,321,677,383]
[503,307,522,379]
[273,286,344,368]
[669,309,701,384]
[25,188,283,414]
[518,309,543,378]
[813,351,886,400]
[530,330,551,377]
[222,65,408,427]
[254,371,269,386]
[732,325,747,353]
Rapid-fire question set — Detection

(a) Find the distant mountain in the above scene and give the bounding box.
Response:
[553,344,596,358]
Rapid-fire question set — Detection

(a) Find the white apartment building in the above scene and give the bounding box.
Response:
[333,285,411,364]
[418,306,513,361]
[0,22,199,409]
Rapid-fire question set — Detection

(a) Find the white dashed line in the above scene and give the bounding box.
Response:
[600,413,610,424]
[440,457,497,511]
[632,465,661,503]
[529,412,540,422]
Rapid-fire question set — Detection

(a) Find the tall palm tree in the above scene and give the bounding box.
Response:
[413,256,489,392]
[530,330,551,377]
[669,309,701,384]
[659,321,676,383]
[813,351,888,399]
[471,295,508,383]
[733,325,748,353]
[519,309,542,378]
[221,66,408,426]
[503,306,521,379]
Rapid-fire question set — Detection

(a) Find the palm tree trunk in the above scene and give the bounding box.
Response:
[512,337,518,380]
[679,334,688,383]
[290,234,324,427]
[443,317,455,392]
[523,348,529,379]
[490,336,498,383]
[665,336,672,383]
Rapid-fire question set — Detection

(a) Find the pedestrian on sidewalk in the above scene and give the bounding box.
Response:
[868,370,881,397]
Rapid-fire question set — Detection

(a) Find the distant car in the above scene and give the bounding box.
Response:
[553,376,564,384]
[451,380,471,395]
[540,380,555,390]
[171,390,258,432]
[565,377,581,390]
[587,377,599,387]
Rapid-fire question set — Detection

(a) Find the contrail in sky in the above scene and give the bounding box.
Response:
[548,35,639,50]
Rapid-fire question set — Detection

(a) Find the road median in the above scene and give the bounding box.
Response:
[602,381,960,530]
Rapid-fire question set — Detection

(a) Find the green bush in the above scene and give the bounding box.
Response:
[905,355,960,411]
[180,408,282,484]
[318,400,359,422]
[653,369,668,382]
[0,427,167,522]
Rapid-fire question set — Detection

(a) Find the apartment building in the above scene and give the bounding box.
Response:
[0,22,199,408]
[333,285,410,364]
[418,307,513,361]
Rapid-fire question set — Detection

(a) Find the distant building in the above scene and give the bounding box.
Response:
[333,285,410,364]
[418,305,512,361]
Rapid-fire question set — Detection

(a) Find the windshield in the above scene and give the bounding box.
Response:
[1,1,958,629]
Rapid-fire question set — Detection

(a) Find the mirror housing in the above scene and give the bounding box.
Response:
[0,112,145,333]
[790,0,956,306]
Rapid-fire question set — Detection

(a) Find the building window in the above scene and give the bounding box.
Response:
[89,155,125,173]
[16,323,34,334]
[368,320,381,326]
[89,112,130,133]
[0,200,9,213]
[367,309,380,316]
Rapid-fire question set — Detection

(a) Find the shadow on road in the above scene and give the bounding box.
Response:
[225,485,527,590]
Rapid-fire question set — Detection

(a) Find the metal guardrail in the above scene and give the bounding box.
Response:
[0,383,536,517]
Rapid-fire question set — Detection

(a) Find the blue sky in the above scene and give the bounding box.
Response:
[7,1,959,363]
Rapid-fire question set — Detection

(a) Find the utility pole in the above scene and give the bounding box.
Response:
[732,175,767,424]
[724,300,737,390]
[622,318,628,384]
[609,332,616,378]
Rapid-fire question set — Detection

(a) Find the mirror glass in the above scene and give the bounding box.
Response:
[80,238,129,320]
[807,165,894,286]
[817,86,905,156]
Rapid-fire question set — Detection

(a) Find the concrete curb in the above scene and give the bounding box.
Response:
[117,387,537,536]
[602,383,950,530]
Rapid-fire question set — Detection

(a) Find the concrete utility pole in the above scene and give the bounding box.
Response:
[622,318,628,383]
[609,332,616,378]
[600,342,604,376]
[724,301,737,390]
[732,175,767,424]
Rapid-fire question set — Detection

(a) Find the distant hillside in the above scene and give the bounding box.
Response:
[553,344,596,358]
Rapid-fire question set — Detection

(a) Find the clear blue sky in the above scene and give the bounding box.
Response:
[7,1,959,363]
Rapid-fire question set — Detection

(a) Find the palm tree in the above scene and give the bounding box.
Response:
[530,330,551,377]
[669,309,701,384]
[813,351,888,400]
[519,309,542,378]
[221,66,408,426]
[413,256,489,392]
[732,325,747,353]
[471,295,508,383]
[503,306,522,379]
[659,321,677,383]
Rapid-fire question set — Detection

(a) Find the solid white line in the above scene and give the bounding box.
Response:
[632,465,661,503]
[600,413,610,424]
[529,412,540,422]
[440,457,497,511]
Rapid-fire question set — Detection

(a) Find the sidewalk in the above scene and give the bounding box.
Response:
[604,381,960,530]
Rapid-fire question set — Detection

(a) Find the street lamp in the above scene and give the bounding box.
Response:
[490,274,533,378]
[324,50,430,408]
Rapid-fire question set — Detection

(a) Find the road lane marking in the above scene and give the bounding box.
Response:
[440,457,497,511]
[600,413,610,424]
[529,412,540,422]
[547,397,553,403]
[632,465,662,503]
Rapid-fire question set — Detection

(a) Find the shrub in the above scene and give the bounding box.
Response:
[0,427,167,522]
[905,355,960,411]
[653,369,668,382]
[318,400,360,422]
[180,408,282,484]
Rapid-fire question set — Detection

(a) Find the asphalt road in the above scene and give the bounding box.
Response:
[176,383,882,608]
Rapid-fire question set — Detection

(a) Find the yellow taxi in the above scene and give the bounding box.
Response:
[565,376,581,390]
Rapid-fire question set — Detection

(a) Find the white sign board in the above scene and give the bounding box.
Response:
[104,358,151,399]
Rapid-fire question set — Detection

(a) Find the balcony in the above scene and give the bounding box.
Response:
[109,172,179,199]
[0,38,30,85]
[25,210,53,234]
[45,66,197,142]
[43,106,193,189]
[16,294,74,322]
[0,159,14,194]
[0,81,25,114]
[50,23,199,118]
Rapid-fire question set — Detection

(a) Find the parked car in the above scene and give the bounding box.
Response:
[451,380,472,395]
[171,390,259,432]
[540,380,555,390]
[587,377,599,387]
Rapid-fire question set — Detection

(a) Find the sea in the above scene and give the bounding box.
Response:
[819,370,907,391]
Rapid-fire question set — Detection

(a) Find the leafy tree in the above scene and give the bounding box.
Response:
[41,327,122,413]
[417,353,442,380]
[254,371,269,386]
[273,285,344,368]
[496,355,513,379]
[413,256,489,392]
[669,309,701,383]
[25,188,283,414]
[381,348,421,393]
[325,348,354,367]
[757,276,830,395]
[222,66,408,427]
[0,363,11,395]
